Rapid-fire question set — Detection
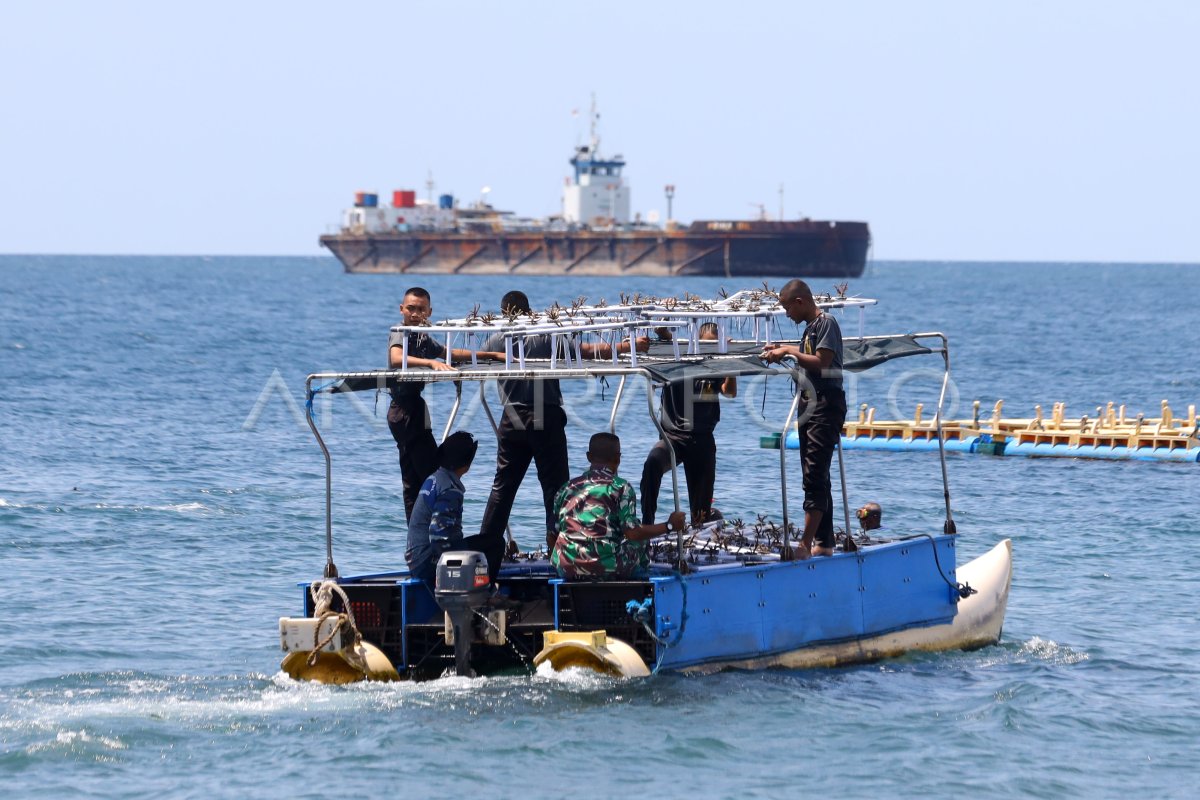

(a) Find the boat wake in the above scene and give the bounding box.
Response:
[532,660,620,688]
[977,635,1089,668]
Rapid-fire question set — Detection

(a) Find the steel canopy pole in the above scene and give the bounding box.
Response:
[779,375,804,553]
[305,376,337,579]
[441,380,463,443]
[836,440,852,545]
[643,373,684,571]
[478,381,517,552]
[933,335,956,535]
[608,375,627,434]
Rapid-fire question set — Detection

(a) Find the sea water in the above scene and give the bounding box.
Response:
[1,256,1198,798]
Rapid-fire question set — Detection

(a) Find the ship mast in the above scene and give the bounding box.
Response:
[589,92,600,156]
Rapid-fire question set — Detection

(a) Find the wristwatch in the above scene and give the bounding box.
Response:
[665,518,678,533]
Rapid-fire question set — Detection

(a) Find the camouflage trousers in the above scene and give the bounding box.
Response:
[551,534,649,580]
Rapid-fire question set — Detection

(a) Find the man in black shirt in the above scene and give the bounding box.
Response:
[475,290,648,580]
[761,279,846,558]
[640,322,737,527]
[387,287,501,521]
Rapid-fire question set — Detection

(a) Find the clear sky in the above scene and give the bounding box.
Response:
[3,1,1197,262]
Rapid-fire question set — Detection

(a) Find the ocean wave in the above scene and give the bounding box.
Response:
[1016,636,1090,666]
[84,501,216,515]
[27,728,128,754]
[0,497,40,510]
[977,635,1089,668]
[3,499,219,515]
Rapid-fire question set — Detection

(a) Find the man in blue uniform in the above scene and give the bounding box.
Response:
[405,431,486,586]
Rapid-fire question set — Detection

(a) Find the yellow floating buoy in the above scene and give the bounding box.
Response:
[533,630,650,678]
[281,640,399,684]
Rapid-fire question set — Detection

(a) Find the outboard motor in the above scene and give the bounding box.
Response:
[434,551,491,677]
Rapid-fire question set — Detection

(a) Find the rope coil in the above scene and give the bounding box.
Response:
[306,580,368,671]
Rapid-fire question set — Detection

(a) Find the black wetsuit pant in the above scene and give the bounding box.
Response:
[640,430,716,525]
[387,396,439,523]
[797,389,847,550]
[478,404,569,580]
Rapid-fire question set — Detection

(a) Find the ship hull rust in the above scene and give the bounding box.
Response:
[320,221,870,277]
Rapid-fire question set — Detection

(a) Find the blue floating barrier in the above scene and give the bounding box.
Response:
[782,433,982,453]
[943,438,979,453]
[774,431,1197,462]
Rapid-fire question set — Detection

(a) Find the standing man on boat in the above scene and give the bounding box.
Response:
[640,322,737,527]
[476,290,649,580]
[551,432,686,580]
[388,287,501,522]
[760,279,846,558]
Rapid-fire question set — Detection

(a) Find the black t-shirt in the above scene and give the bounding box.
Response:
[388,330,447,402]
[799,312,844,398]
[661,378,722,435]
[481,332,564,408]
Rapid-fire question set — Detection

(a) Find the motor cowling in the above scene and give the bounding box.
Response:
[434,551,491,676]
[434,551,491,609]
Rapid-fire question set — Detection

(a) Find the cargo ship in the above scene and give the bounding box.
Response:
[319,111,870,278]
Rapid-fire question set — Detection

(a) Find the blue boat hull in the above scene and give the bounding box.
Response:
[298,533,1012,678]
[660,539,1012,673]
[644,535,960,672]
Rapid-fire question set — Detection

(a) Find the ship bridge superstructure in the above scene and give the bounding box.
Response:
[563,99,630,227]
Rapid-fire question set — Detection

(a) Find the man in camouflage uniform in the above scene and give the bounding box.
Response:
[551,432,686,581]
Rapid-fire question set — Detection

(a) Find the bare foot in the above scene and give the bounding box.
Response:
[810,545,834,557]
[780,543,811,561]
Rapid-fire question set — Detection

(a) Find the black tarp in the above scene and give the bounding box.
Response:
[842,335,934,372]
